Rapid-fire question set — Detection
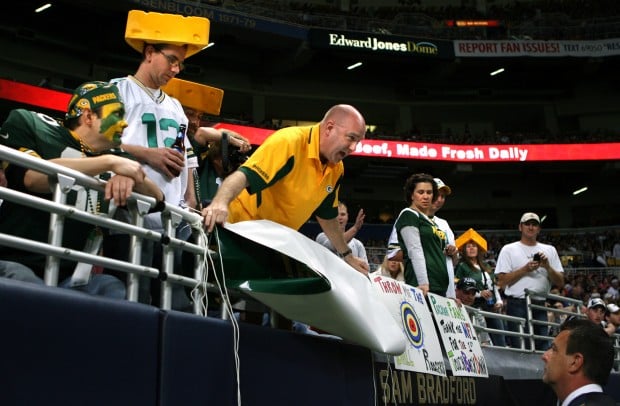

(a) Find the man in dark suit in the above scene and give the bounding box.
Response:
[542,317,616,406]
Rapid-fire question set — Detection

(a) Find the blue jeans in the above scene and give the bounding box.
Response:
[59,274,126,300]
[484,316,506,347]
[103,221,192,310]
[0,260,44,285]
[506,297,548,350]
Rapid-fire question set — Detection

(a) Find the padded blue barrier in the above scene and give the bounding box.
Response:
[0,278,161,406]
[159,310,377,405]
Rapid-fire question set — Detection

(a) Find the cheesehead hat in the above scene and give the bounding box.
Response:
[455,228,487,253]
[125,10,210,58]
[161,78,224,115]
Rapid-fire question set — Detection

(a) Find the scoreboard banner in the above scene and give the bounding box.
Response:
[454,38,620,57]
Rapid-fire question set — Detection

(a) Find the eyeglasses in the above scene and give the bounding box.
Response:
[156,49,185,71]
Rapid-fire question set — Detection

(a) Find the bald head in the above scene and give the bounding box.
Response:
[322,104,366,129]
[318,104,366,164]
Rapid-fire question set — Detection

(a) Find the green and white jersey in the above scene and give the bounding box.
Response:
[111,76,197,208]
[394,208,449,295]
[0,109,113,276]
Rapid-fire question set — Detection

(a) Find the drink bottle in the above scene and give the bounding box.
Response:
[169,124,187,177]
[171,124,187,153]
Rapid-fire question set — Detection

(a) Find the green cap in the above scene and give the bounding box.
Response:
[66,81,123,119]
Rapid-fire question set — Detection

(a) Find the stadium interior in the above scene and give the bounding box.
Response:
[1,0,620,229]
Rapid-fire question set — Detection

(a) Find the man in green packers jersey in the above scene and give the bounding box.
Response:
[0,81,164,298]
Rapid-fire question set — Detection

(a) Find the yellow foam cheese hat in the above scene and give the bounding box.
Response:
[125,10,210,58]
[455,228,487,253]
[161,78,224,116]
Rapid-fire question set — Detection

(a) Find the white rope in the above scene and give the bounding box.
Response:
[191,224,242,405]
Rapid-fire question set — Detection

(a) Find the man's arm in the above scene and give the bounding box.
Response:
[21,155,164,205]
[316,215,369,275]
[192,127,251,153]
[540,251,565,288]
[343,208,364,243]
[0,166,7,187]
[184,168,198,209]
[496,261,535,289]
[202,170,248,232]
[23,155,146,193]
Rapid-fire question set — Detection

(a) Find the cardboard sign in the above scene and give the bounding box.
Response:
[427,293,488,377]
[371,276,446,376]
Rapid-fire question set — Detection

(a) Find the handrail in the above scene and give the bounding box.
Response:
[467,287,620,367]
[0,144,216,314]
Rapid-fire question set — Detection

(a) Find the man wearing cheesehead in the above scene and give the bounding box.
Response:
[111,10,208,224]
[107,11,210,307]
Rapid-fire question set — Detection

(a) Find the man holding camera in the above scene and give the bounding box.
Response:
[495,212,564,350]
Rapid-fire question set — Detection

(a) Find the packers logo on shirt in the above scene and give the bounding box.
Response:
[326,185,334,193]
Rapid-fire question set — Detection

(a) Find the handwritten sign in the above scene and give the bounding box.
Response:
[427,293,488,377]
[371,276,446,376]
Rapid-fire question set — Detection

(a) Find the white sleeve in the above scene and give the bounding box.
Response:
[400,225,429,286]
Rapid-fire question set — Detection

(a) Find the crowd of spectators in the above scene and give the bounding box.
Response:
[362,226,620,272]
[222,0,620,41]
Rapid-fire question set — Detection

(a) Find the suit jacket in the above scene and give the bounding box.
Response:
[568,392,617,406]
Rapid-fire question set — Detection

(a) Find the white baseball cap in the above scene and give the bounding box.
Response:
[434,178,452,195]
[520,212,540,224]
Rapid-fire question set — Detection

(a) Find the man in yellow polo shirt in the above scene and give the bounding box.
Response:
[203,104,369,275]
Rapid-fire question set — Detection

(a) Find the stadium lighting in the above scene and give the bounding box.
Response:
[490,68,505,76]
[572,186,588,195]
[347,62,363,70]
[35,3,52,13]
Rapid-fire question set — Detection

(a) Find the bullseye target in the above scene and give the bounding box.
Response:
[401,301,423,348]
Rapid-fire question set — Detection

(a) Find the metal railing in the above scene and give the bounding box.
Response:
[465,288,620,369]
[0,144,214,314]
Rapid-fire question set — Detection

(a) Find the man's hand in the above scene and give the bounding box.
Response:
[418,283,430,296]
[109,156,146,185]
[202,199,229,233]
[344,254,370,275]
[480,289,493,300]
[0,167,7,187]
[526,259,540,272]
[353,208,365,231]
[105,175,136,206]
[122,144,184,179]
[444,244,457,257]
[201,171,249,233]
[224,130,252,153]
[147,148,184,178]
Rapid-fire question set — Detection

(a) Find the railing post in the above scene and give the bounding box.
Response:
[44,174,75,286]
[125,201,146,302]
[160,210,184,310]
[525,293,535,350]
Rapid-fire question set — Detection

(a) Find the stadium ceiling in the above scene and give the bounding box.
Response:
[4,0,620,97]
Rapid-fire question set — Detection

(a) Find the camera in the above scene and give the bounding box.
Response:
[222,146,249,175]
[228,148,249,167]
[533,253,541,261]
